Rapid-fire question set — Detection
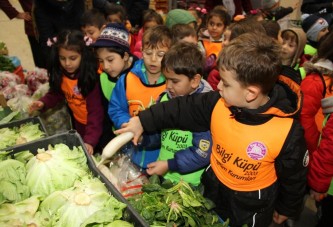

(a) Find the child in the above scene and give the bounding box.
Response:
[29,29,103,155]
[307,95,333,227]
[171,24,198,45]
[280,28,307,82]
[301,14,329,62]
[81,8,106,43]
[199,8,231,59]
[115,32,307,226]
[133,9,164,59]
[109,25,172,169]
[300,30,333,156]
[143,42,212,186]
[261,19,282,42]
[92,23,138,151]
[199,7,231,78]
[104,3,135,52]
[208,19,266,90]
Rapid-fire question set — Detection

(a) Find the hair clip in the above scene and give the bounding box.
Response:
[201,8,207,14]
[46,37,57,47]
[84,36,93,46]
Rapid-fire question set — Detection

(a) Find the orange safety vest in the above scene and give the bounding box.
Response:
[202,39,222,58]
[61,76,88,124]
[125,72,166,116]
[210,99,293,191]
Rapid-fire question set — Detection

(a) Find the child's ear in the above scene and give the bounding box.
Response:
[245,85,260,102]
[124,52,130,61]
[191,74,202,89]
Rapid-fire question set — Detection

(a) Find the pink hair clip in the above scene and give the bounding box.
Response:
[84,36,93,46]
[46,37,57,47]
[201,8,207,14]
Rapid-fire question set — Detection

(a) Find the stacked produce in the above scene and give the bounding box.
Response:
[0,143,132,226]
[0,121,46,150]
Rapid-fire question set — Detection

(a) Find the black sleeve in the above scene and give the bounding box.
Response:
[301,0,333,14]
[274,120,308,218]
[274,7,293,21]
[138,91,221,133]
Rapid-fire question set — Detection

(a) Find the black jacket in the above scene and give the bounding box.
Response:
[138,75,308,218]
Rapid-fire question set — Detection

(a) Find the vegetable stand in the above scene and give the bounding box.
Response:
[2,130,149,227]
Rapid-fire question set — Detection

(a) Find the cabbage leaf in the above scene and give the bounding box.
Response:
[26,144,89,199]
[0,159,30,204]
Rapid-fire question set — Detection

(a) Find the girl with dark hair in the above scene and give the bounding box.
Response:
[29,29,103,155]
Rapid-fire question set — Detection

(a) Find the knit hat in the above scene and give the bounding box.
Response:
[261,0,279,10]
[301,14,328,42]
[92,23,130,52]
[165,9,197,29]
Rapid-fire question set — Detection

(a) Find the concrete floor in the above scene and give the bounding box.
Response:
[0,1,319,226]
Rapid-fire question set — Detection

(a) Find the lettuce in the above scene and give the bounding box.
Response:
[26,144,89,199]
[0,196,41,226]
[0,159,30,204]
[38,177,128,227]
[0,122,46,149]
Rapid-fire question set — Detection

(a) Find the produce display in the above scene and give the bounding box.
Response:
[0,143,132,227]
[0,121,46,150]
[128,175,229,227]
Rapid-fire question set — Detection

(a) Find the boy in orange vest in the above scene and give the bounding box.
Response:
[109,25,171,169]
[115,32,308,226]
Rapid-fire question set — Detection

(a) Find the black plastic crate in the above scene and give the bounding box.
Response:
[4,130,149,227]
[0,116,48,150]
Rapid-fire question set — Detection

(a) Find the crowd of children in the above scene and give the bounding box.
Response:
[21,0,333,226]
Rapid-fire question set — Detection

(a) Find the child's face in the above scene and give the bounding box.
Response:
[181,35,198,44]
[59,47,81,74]
[207,15,225,40]
[143,21,158,32]
[217,68,248,108]
[107,13,123,24]
[280,36,297,63]
[96,48,127,78]
[317,27,329,41]
[82,25,104,43]
[142,45,169,77]
[164,69,200,98]
[222,28,231,47]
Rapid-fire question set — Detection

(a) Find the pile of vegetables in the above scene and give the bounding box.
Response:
[129,175,229,227]
[0,143,132,226]
[0,122,46,150]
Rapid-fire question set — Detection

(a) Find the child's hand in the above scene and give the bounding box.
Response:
[28,101,44,114]
[146,160,168,176]
[84,143,94,155]
[273,211,288,224]
[310,189,327,202]
[114,116,144,145]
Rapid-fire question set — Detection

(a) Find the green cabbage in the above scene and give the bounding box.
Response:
[0,196,41,226]
[26,143,89,199]
[0,122,46,149]
[0,159,30,204]
[38,177,128,227]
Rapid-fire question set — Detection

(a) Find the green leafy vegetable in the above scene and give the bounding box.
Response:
[129,176,228,227]
[0,122,46,149]
[0,159,30,204]
[38,177,128,227]
[26,143,89,199]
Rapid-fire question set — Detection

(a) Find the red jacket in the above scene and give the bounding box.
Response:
[207,68,220,91]
[307,114,333,193]
[300,73,333,154]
